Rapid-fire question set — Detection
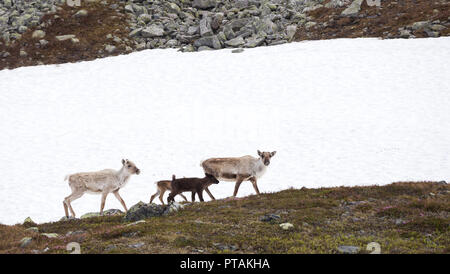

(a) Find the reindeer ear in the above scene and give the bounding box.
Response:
[257,150,262,157]
[122,159,125,165]
[271,151,277,157]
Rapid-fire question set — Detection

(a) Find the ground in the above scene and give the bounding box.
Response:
[1,182,448,254]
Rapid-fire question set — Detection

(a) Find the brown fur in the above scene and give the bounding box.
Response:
[201,150,276,197]
[168,174,219,203]
[149,180,188,205]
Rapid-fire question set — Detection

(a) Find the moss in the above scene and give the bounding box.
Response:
[0,181,448,254]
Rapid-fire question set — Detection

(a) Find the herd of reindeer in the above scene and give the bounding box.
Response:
[62,150,277,218]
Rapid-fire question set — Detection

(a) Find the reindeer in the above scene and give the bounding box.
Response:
[63,159,140,218]
[201,150,276,197]
[149,179,189,205]
[167,174,219,204]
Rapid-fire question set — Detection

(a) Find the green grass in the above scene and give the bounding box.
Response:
[0,182,448,254]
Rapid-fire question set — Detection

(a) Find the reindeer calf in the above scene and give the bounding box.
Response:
[149,180,188,205]
[168,173,219,204]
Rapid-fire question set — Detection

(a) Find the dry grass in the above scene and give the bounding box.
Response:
[295,0,450,41]
[0,0,133,71]
[0,181,448,254]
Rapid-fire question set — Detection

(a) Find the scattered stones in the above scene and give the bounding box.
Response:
[337,245,360,254]
[20,237,32,248]
[279,223,294,230]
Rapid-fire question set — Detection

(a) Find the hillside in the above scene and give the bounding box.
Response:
[1,182,448,254]
[1,0,449,70]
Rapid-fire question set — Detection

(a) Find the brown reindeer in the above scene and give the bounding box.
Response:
[63,159,140,218]
[167,174,219,204]
[149,180,188,205]
[201,150,276,197]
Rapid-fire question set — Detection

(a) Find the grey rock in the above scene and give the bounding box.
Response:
[20,237,32,248]
[129,28,143,37]
[244,36,265,48]
[199,17,213,37]
[232,48,244,53]
[337,245,360,254]
[193,0,217,10]
[55,34,76,41]
[142,25,165,37]
[26,227,39,232]
[225,36,245,47]
[430,24,446,31]
[411,21,430,31]
[129,242,145,248]
[105,44,116,53]
[197,46,213,51]
[20,49,28,58]
[341,0,364,17]
[259,214,281,222]
[123,201,169,222]
[194,35,221,49]
[73,9,88,18]
[286,25,297,40]
[41,233,59,238]
[32,30,46,39]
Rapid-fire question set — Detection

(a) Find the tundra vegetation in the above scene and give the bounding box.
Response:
[1,182,448,254]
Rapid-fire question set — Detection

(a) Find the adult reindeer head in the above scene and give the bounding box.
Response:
[122,159,140,175]
[257,150,276,166]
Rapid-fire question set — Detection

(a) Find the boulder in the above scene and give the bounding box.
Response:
[123,201,169,222]
[73,9,88,18]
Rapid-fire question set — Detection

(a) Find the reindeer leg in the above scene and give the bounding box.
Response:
[179,193,188,202]
[159,189,166,205]
[204,187,216,200]
[100,192,108,215]
[64,192,84,218]
[113,190,127,212]
[198,191,204,202]
[191,191,196,202]
[249,177,260,195]
[233,176,245,197]
[150,189,160,204]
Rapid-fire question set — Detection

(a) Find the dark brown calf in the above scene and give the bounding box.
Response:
[168,173,219,204]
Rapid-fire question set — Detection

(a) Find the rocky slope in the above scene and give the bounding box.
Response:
[0,182,448,254]
[1,0,449,70]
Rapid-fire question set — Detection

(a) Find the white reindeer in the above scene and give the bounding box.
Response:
[201,150,276,197]
[63,159,140,218]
